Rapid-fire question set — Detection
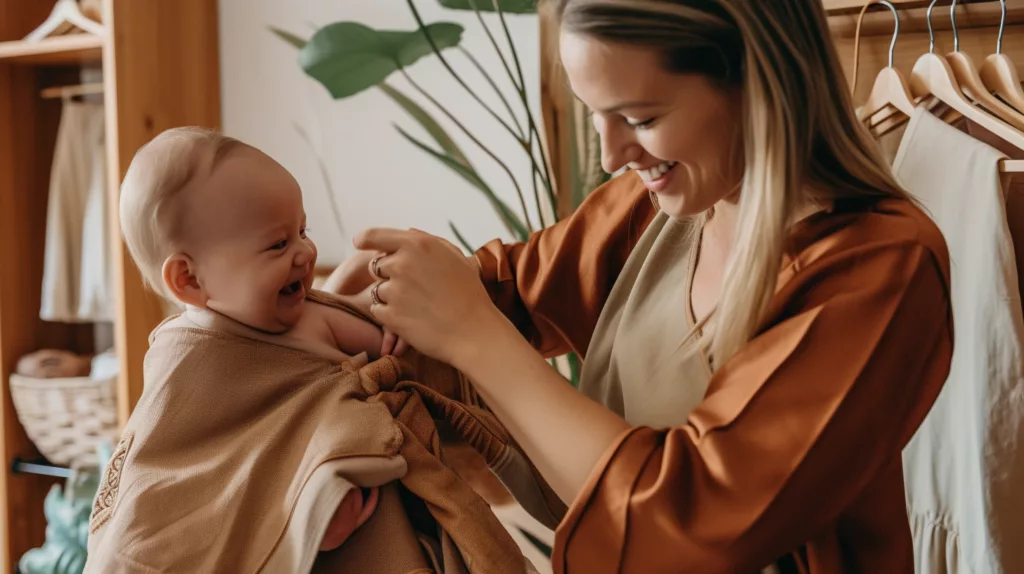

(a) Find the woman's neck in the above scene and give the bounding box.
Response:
[705,194,741,255]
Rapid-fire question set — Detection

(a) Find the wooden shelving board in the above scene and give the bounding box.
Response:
[0,34,103,65]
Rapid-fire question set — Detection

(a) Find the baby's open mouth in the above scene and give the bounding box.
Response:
[280,281,303,296]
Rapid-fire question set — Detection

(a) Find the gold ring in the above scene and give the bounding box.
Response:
[369,255,385,280]
[370,281,384,306]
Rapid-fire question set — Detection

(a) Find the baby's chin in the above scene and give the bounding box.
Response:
[236,306,303,334]
[206,298,302,333]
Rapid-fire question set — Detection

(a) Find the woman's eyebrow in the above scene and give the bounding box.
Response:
[599,101,660,113]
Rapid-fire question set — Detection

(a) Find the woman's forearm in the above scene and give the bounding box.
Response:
[454,314,631,504]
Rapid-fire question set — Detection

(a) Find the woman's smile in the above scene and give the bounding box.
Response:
[634,160,679,192]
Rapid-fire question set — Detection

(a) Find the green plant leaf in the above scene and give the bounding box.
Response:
[438,0,537,14]
[378,83,470,166]
[567,351,581,388]
[448,222,475,253]
[300,21,464,99]
[395,126,529,240]
[269,26,308,49]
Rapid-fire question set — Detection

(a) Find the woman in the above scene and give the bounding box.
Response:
[331,0,953,571]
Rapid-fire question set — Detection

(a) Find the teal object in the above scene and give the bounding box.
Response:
[19,445,111,574]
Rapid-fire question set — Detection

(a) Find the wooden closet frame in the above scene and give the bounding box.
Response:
[0,0,220,567]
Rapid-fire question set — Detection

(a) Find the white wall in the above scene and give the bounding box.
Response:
[218,0,543,266]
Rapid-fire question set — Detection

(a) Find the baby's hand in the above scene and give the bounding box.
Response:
[380,327,409,357]
[319,486,379,552]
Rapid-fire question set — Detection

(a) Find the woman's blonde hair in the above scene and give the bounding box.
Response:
[552,0,908,366]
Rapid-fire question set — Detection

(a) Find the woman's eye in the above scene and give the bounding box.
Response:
[627,117,656,130]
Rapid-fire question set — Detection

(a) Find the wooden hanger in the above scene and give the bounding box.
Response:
[945,0,1024,131]
[39,82,104,100]
[979,0,1024,115]
[910,0,1024,172]
[851,0,916,134]
[24,0,105,43]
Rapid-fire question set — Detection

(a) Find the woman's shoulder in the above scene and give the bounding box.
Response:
[789,196,950,283]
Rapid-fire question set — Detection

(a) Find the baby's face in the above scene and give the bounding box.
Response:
[184,147,317,333]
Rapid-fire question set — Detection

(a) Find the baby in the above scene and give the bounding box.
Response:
[116,127,393,552]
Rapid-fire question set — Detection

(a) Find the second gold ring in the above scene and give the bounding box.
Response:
[370,281,384,306]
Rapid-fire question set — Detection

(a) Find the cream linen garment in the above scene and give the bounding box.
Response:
[579,211,781,574]
[40,99,113,323]
[895,107,1024,574]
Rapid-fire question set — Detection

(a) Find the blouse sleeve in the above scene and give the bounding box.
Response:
[552,236,954,573]
[473,172,655,359]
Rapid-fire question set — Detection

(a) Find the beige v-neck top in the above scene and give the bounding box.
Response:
[578,212,713,429]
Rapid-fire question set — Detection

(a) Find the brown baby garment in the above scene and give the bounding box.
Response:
[84,290,532,574]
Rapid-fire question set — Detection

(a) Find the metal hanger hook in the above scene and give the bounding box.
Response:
[950,0,962,52]
[927,0,940,53]
[877,0,901,68]
[997,0,1007,54]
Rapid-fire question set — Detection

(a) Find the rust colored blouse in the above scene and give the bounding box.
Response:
[474,172,954,574]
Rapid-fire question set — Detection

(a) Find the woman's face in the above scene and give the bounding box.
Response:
[560,31,744,217]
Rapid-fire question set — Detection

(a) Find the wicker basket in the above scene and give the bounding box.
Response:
[9,373,120,469]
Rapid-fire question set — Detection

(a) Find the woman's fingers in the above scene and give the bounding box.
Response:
[354,228,418,254]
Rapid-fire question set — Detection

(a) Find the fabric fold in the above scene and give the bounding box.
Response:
[85,290,531,573]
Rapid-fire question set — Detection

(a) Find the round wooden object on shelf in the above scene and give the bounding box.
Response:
[15,349,91,379]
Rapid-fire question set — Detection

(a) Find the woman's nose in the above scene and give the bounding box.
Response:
[598,121,641,174]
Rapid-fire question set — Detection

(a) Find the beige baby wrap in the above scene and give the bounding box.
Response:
[84,290,534,573]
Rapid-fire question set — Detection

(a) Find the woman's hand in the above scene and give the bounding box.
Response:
[353,228,503,367]
[323,251,409,357]
[356,228,631,503]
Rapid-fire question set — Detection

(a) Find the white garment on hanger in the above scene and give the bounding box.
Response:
[894,107,1024,574]
[40,99,113,323]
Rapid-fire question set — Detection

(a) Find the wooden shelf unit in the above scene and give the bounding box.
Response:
[0,0,220,569]
[0,35,103,66]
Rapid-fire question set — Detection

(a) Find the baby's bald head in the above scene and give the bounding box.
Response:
[119,127,247,298]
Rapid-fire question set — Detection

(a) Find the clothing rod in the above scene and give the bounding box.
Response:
[40,82,104,99]
[11,458,73,479]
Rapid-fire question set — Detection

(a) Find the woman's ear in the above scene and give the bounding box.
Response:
[162,254,205,307]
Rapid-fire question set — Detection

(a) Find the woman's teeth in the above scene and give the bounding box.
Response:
[280,281,301,296]
[637,161,677,181]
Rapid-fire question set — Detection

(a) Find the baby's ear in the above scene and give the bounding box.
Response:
[162,254,205,306]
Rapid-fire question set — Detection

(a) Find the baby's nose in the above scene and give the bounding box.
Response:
[294,242,315,266]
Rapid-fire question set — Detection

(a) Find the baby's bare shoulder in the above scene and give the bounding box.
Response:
[304,300,384,357]
[287,301,342,348]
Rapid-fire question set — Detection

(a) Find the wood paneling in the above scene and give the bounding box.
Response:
[104,0,221,422]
